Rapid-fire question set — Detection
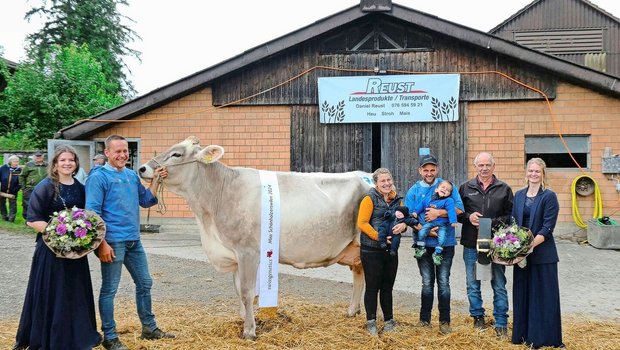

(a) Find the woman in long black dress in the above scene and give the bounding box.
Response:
[14,145,101,350]
[511,158,564,348]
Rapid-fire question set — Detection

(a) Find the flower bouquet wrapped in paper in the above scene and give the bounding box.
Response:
[43,207,106,259]
[489,223,533,268]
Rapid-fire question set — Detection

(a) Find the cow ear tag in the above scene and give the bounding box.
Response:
[197,145,225,164]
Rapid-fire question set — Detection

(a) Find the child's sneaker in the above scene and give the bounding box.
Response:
[414,247,426,259]
[390,250,397,257]
[432,252,443,265]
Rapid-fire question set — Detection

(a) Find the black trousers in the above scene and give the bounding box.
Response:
[360,246,398,321]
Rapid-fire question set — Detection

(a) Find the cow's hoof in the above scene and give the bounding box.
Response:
[346,308,361,318]
[242,332,257,341]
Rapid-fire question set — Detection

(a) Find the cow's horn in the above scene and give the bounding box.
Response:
[185,136,200,145]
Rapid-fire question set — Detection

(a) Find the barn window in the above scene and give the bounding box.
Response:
[525,135,589,168]
[514,29,603,54]
[320,18,433,53]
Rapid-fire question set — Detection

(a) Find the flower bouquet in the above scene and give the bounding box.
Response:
[43,207,106,259]
[489,223,533,268]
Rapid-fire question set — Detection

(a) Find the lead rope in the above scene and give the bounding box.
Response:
[155,175,167,214]
[149,157,198,216]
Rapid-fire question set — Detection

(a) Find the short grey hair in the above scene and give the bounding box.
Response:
[473,152,495,166]
[8,155,20,163]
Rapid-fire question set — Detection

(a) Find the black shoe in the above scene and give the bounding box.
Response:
[12,342,27,350]
[102,338,129,350]
[495,327,508,338]
[473,315,485,329]
[141,326,176,340]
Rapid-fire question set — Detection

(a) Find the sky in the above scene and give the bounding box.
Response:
[1,0,619,96]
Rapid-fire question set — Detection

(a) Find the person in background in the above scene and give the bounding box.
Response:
[458,152,514,337]
[89,154,106,175]
[399,154,463,335]
[511,158,564,348]
[20,151,48,221]
[356,168,403,335]
[13,145,101,350]
[86,134,174,350]
[0,155,22,222]
[75,166,88,185]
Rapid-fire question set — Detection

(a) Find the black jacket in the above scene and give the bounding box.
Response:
[458,176,514,248]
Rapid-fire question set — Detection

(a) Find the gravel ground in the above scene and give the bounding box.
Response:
[2,229,619,326]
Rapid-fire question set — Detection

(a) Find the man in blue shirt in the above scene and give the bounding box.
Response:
[86,135,174,350]
[400,154,464,335]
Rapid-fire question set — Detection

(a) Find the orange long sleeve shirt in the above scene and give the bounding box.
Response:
[357,190,401,241]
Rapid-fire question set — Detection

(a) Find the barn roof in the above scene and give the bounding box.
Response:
[57,2,620,140]
[489,0,620,33]
[1,57,18,69]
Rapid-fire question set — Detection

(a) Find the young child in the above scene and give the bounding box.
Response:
[378,206,419,256]
[412,180,458,265]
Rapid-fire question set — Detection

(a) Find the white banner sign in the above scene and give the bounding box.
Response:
[318,74,460,123]
[258,170,280,307]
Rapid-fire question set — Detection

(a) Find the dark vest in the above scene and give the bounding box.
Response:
[360,188,402,249]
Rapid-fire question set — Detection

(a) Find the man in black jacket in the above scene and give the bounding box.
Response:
[458,152,513,337]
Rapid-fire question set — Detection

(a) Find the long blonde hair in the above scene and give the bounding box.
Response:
[526,157,547,190]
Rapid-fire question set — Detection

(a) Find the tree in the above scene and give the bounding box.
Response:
[26,0,140,97]
[0,44,124,149]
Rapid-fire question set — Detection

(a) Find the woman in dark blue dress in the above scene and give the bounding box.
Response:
[14,145,101,350]
[511,158,564,348]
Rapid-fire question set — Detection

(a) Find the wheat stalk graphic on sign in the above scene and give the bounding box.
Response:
[321,100,346,123]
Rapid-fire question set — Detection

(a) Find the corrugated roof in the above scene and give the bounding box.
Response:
[489,0,620,34]
[57,1,620,140]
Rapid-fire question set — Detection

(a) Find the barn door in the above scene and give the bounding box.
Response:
[290,106,372,173]
[380,104,468,194]
[289,104,467,193]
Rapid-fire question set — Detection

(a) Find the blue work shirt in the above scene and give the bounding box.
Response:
[404,177,464,247]
[85,164,158,242]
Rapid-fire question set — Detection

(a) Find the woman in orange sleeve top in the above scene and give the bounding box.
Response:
[357,168,407,336]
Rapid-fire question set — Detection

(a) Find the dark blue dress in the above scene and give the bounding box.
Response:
[15,177,101,350]
[512,190,563,349]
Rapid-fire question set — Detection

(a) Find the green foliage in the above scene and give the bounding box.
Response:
[26,0,140,97]
[0,44,124,148]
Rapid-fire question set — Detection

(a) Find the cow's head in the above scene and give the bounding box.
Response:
[138,136,224,187]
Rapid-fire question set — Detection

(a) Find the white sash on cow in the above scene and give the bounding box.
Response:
[257,170,281,307]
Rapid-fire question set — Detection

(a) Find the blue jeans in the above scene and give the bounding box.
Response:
[99,240,156,340]
[417,245,454,324]
[416,223,448,249]
[463,246,508,328]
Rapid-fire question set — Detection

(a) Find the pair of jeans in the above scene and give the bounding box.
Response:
[99,240,156,340]
[416,245,454,324]
[463,246,509,328]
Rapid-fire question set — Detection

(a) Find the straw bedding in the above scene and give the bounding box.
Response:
[1,295,618,349]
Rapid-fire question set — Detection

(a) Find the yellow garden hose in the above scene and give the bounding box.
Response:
[571,175,603,229]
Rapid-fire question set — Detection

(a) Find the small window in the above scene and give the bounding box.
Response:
[525,135,589,168]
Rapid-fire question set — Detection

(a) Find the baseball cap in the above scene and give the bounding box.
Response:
[34,151,43,156]
[419,154,438,167]
[93,154,106,160]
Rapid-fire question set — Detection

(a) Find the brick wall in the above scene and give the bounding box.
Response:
[92,87,291,218]
[93,83,620,229]
[467,82,620,231]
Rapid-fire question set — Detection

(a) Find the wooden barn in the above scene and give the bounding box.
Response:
[54,0,620,238]
[490,0,620,77]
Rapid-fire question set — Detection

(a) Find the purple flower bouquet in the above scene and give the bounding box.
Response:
[43,207,106,259]
[489,223,533,268]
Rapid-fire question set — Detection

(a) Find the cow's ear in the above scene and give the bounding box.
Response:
[197,145,224,164]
